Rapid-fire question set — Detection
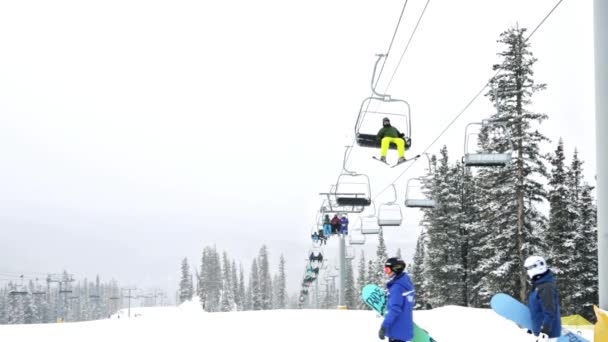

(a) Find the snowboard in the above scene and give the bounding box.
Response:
[490,293,589,342]
[362,284,436,342]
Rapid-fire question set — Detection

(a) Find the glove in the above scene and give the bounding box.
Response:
[378,326,386,340]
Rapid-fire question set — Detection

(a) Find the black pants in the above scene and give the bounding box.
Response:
[389,339,406,342]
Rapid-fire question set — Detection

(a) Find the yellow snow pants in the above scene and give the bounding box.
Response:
[381,137,406,158]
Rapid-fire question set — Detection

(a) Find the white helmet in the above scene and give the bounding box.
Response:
[524,255,548,279]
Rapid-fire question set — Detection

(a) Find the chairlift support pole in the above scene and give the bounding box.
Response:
[338,234,346,308]
[595,0,608,310]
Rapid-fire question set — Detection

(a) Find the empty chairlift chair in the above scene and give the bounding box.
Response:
[463,121,513,167]
[360,202,380,234]
[354,54,412,150]
[404,178,437,208]
[349,228,366,245]
[377,184,403,227]
[334,146,372,207]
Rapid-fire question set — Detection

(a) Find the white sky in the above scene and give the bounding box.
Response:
[0,0,596,295]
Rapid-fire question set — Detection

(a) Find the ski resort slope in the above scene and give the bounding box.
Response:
[0,300,594,342]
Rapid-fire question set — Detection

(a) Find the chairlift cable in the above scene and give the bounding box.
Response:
[383,0,431,92]
[371,0,566,201]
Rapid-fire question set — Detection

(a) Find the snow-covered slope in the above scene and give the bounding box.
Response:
[0,300,594,342]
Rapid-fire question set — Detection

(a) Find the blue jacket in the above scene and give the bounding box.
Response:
[382,272,415,341]
[527,270,561,338]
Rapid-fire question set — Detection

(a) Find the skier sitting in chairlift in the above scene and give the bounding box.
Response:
[331,214,341,234]
[377,117,407,164]
[340,214,349,235]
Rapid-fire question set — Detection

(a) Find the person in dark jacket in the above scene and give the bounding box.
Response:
[378,257,415,342]
[524,255,562,339]
[376,117,406,163]
[331,214,341,234]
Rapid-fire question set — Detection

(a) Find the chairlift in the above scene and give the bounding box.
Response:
[355,54,412,150]
[463,120,514,167]
[334,146,372,207]
[404,178,437,208]
[360,202,380,234]
[319,184,365,214]
[377,184,403,227]
[348,228,366,245]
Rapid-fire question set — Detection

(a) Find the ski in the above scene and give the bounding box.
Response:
[372,156,390,165]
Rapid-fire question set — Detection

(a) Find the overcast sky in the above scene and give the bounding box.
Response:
[0,0,596,297]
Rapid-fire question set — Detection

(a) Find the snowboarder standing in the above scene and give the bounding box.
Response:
[378,257,415,342]
[524,255,562,340]
[376,117,406,164]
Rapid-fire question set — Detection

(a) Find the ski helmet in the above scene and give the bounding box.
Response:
[384,257,406,274]
[524,255,548,279]
[382,117,390,123]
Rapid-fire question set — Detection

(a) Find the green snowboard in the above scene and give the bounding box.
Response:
[362,284,436,342]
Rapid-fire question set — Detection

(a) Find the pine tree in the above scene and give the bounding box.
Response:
[411,229,428,309]
[257,246,273,310]
[373,228,388,286]
[276,254,287,309]
[249,259,262,310]
[200,247,222,312]
[344,257,356,309]
[220,252,235,312]
[573,182,598,319]
[476,25,549,302]
[356,251,369,309]
[231,260,240,310]
[179,258,193,304]
[546,139,575,310]
[238,264,247,311]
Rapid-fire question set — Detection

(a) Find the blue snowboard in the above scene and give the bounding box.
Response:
[490,293,589,342]
[362,284,436,342]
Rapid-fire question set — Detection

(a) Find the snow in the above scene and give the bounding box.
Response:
[0,299,594,342]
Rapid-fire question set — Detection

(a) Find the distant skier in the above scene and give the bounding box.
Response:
[340,214,349,235]
[376,117,407,164]
[378,257,415,342]
[523,255,562,340]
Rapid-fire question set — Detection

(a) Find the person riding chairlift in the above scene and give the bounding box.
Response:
[376,117,407,163]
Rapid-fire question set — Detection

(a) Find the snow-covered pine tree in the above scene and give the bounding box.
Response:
[476,25,548,302]
[179,257,193,304]
[257,246,273,310]
[344,257,356,309]
[276,254,287,309]
[373,228,388,286]
[563,151,598,319]
[423,147,466,307]
[546,139,574,310]
[356,251,369,309]
[0,287,7,324]
[573,181,598,319]
[231,260,240,310]
[366,259,376,287]
[249,258,262,310]
[200,246,222,311]
[7,283,24,324]
[411,228,428,309]
[220,251,235,312]
[238,264,247,311]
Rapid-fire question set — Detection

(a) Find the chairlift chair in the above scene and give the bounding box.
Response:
[377,184,403,227]
[348,228,366,245]
[320,184,365,214]
[359,202,380,234]
[355,54,412,150]
[463,121,513,167]
[404,178,437,208]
